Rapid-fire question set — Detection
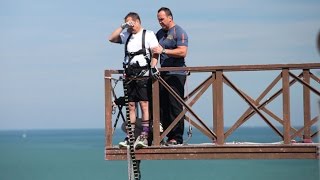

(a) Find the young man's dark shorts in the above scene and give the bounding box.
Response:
[126,78,151,102]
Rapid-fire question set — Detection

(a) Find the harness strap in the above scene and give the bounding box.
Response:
[124,29,150,65]
[124,33,133,59]
[141,29,146,57]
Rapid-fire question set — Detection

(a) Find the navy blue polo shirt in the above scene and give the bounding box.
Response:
[156,25,188,75]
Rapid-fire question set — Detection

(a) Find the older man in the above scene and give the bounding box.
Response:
[152,7,189,145]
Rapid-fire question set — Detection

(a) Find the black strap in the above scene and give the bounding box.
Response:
[124,33,133,57]
[142,29,146,56]
[124,29,150,65]
[142,30,152,64]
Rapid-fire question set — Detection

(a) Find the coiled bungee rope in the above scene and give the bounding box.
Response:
[123,77,141,180]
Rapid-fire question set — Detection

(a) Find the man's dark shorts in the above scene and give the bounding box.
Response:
[126,78,151,102]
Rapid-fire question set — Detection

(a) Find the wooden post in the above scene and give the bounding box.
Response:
[213,71,224,145]
[105,70,113,148]
[152,79,161,146]
[303,69,311,142]
[282,69,291,144]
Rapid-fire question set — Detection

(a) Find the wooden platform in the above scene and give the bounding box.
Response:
[105,143,320,160]
[104,63,320,161]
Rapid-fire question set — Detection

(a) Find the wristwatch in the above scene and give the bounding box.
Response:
[162,48,166,54]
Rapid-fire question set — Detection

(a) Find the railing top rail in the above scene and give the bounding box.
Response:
[105,63,320,74]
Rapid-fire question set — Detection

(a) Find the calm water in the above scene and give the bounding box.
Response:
[0,128,319,180]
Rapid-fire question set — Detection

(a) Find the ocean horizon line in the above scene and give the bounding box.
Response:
[0,125,318,132]
[1,125,318,131]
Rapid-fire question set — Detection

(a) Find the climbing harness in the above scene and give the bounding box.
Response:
[123,29,151,78]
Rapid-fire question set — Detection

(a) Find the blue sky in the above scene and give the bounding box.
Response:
[0,0,319,130]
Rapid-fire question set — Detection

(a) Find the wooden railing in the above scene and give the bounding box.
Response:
[104,63,320,148]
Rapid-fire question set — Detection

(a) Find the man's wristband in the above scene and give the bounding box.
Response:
[162,48,166,54]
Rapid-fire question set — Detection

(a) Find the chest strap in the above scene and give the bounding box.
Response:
[124,30,150,65]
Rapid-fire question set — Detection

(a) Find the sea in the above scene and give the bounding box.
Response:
[0,128,319,180]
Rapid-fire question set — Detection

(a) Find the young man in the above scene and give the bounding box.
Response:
[152,7,189,145]
[109,12,159,149]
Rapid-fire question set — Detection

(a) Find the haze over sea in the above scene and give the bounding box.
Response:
[0,128,319,180]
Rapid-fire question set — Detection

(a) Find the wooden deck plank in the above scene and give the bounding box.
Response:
[105,143,320,160]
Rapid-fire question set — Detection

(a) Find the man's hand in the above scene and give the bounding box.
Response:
[150,66,160,79]
[121,21,134,29]
[152,45,165,55]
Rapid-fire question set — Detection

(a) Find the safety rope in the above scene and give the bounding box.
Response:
[123,77,141,180]
[127,146,133,180]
